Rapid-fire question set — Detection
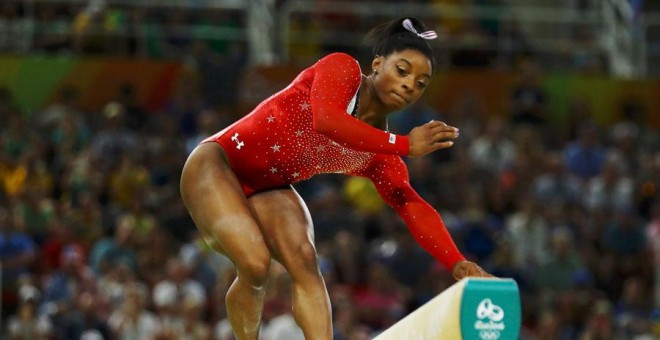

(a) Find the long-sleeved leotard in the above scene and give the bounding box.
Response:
[203,52,465,270]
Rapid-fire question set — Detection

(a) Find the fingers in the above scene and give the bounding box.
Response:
[428,124,459,145]
[474,266,495,278]
[428,124,459,151]
[453,261,494,280]
[432,130,459,142]
[429,123,458,133]
[481,269,496,278]
[431,141,454,151]
[425,120,447,128]
[409,121,459,157]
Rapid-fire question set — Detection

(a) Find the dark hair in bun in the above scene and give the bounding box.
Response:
[365,17,436,71]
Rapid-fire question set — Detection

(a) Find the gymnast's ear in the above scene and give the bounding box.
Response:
[371,55,383,75]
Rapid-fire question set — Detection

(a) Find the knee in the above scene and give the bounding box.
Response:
[237,255,271,288]
[291,242,321,274]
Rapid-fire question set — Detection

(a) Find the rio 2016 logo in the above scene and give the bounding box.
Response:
[474,298,505,340]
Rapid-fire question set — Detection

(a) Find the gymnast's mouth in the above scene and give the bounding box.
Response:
[392,91,410,104]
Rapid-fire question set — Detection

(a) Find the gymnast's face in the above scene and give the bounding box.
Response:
[371,49,432,111]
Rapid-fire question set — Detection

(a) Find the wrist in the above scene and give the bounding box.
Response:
[448,254,467,272]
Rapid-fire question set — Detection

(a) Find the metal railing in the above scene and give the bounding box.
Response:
[279,1,645,77]
[0,0,657,77]
[599,0,640,77]
[643,13,660,77]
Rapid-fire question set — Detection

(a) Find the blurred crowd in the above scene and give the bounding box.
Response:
[1,50,659,340]
[0,0,246,59]
[0,0,623,74]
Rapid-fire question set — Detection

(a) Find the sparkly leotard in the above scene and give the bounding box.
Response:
[204,52,465,269]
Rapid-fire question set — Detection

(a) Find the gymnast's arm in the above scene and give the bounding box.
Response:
[352,155,493,279]
[309,52,409,156]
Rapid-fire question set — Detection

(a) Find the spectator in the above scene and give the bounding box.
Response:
[6,284,53,340]
[59,292,112,340]
[179,233,218,293]
[89,214,138,275]
[152,257,207,333]
[536,228,587,292]
[583,159,635,213]
[261,265,304,340]
[601,207,647,257]
[0,208,36,318]
[607,120,642,176]
[509,59,547,129]
[40,217,84,273]
[578,299,617,340]
[108,285,161,340]
[331,290,369,340]
[307,183,360,242]
[117,83,149,132]
[0,114,34,197]
[179,296,211,339]
[41,244,96,319]
[108,154,151,211]
[564,121,606,181]
[532,151,582,206]
[379,228,434,288]
[35,86,86,132]
[89,102,140,171]
[353,263,408,331]
[457,187,499,262]
[613,276,654,337]
[97,260,144,311]
[646,201,660,306]
[532,309,564,340]
[136,226,176,287]
[185,109,226,155]
[505,194,549,269]
[469,116,517,175]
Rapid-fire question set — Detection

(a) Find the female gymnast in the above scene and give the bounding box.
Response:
[180,17,492,340]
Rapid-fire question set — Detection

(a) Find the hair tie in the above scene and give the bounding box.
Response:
[402,18,437,40]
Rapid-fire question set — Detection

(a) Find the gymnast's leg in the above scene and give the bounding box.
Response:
[249,187,332,340]
[180,142,271,340]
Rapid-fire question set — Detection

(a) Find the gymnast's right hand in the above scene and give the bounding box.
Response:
[408,120,459,157]
[452,260,494,280]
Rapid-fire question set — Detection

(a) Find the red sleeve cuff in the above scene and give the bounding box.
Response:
[393,134,409,156]
[445,252,467,271]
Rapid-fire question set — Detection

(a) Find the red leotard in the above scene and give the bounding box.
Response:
[203,52,465,270]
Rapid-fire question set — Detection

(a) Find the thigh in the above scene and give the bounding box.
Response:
[180,143,271,267]
[248,187,317,269]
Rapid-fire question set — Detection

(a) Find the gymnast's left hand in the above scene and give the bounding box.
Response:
[407,120,459,157]
[452,260,494,280]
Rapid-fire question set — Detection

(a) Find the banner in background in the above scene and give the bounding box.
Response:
[1,55,658,128]
[0,56,182,115]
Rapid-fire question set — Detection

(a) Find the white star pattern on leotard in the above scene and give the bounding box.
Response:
[210,52,375,186]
